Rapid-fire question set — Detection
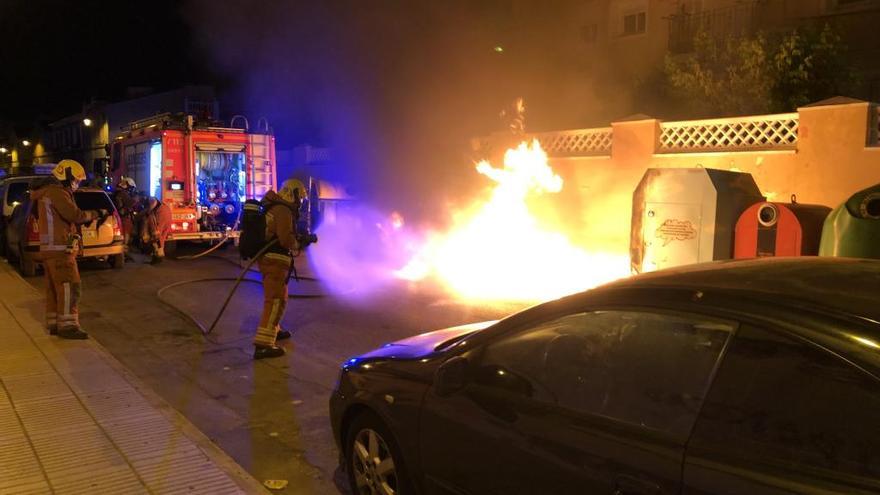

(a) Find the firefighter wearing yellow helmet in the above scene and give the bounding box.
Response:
[30,160,106,339]
[251,179,303,359]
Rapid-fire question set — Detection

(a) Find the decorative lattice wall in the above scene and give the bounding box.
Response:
[659,113,799,152]
[532,128,614,156]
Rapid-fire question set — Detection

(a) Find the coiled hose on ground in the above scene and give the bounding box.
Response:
[155,240,326,343]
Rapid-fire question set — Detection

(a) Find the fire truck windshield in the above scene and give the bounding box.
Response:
[195,150,246,229]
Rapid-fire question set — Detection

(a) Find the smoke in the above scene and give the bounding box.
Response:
[181,1,634,215]
[182,1,643,297]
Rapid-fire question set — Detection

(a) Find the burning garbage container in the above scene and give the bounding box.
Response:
[631,168,764,273]
[734,196,830,258]
[819,183,880,259]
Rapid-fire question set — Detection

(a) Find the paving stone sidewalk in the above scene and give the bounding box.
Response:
[0,262,267,494]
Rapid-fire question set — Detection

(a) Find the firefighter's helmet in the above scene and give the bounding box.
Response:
[52,160,87,183]
[118,177,136,189]
[278,179,306,204]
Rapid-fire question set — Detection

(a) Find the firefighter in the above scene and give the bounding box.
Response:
[30,160,105,339]
[253,179,302,359]
[143,197,172,264]
[112,177,137,261]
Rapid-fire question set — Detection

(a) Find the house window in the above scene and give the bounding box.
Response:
[623,11,646,35]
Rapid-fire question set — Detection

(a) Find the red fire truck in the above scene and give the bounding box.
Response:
[108,113,276,243]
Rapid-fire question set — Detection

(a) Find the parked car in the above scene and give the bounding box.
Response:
[5,187,125,276]
[0,174,45,257]
[330,257,880,495]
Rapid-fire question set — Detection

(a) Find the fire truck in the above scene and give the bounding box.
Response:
[108,113,276,243]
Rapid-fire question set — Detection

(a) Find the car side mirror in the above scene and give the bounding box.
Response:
[434,356,469,397]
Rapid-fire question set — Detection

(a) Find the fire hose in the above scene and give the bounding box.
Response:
[173,211,243,261]
[155,240,326,343]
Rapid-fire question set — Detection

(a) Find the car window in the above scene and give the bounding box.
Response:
[474,310,733,437]
[74,191,114,211]
[689,325,880,480]
[7,182,29,206]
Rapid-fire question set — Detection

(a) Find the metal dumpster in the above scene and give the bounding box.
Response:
[734,196,830,258]
[631,168,764,273]
[819,183,880,259]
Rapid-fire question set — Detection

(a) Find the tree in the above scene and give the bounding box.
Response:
[663,24,855,117]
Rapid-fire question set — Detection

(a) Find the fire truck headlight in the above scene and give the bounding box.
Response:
[182,222,190,229]
[224,204,235,215]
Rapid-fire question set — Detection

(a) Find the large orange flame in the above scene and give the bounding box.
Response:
[397,140,630,302]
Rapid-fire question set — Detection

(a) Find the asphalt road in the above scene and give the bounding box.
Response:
[19,245,527,494]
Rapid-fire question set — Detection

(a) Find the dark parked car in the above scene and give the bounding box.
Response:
[330,257,880,495]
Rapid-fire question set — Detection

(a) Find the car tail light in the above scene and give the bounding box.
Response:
[26,215,39,243]
[112,211,123,240]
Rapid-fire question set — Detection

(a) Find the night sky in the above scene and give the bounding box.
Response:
[1,1,603,217]
[0,0,215,122]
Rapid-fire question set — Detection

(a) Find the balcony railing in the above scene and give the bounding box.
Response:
[668,3,756,53]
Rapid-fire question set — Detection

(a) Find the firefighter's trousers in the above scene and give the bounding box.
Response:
[42,253,82,331]
[254,253,291,347]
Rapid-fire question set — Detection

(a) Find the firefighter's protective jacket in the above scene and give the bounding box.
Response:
[263,190,298,254]
[30,178,96,256]
[146,200,173,242]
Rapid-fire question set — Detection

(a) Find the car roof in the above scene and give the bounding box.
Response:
[602,257,880,322]
[0,175,43,183]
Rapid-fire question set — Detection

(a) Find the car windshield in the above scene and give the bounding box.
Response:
[74,191,114,211]
[7,182,29,206]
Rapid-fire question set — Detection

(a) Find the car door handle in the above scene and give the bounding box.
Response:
[613,475,661,495]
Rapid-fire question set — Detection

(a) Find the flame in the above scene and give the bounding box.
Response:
[397,140,630,302]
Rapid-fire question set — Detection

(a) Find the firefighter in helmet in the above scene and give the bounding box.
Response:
[30,160,106,338]
[143,197,172,264]
[252,179,303,359]
[112,177,137,261]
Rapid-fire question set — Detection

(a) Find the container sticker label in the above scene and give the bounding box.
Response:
[655,219,697,246]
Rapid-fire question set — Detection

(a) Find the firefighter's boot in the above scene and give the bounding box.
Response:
[276,327,292,340]
[58,327,89,340]
[254,345,286,360]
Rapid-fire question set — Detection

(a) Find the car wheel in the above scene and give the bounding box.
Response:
[345,412,414,495]
[20,254,37,277]
[110,253,125,269]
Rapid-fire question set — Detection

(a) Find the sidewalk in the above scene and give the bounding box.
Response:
[0,262,267,494]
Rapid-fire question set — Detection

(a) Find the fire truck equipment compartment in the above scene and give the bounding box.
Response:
[631,168,764,273]
[818,183,880,259]
[734,198,831,258]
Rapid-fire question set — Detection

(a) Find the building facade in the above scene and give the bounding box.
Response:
[41,86,219,178]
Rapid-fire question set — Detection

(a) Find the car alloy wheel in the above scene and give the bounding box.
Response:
[351,427,398,495]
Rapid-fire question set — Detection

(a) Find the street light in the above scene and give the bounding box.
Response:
[21,140,30,147]
[0,147,6,154]
[83,118,93,127]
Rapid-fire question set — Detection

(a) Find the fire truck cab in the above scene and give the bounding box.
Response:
[109,113,276,242]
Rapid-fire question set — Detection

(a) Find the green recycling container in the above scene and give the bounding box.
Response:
[818,183,880,258]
